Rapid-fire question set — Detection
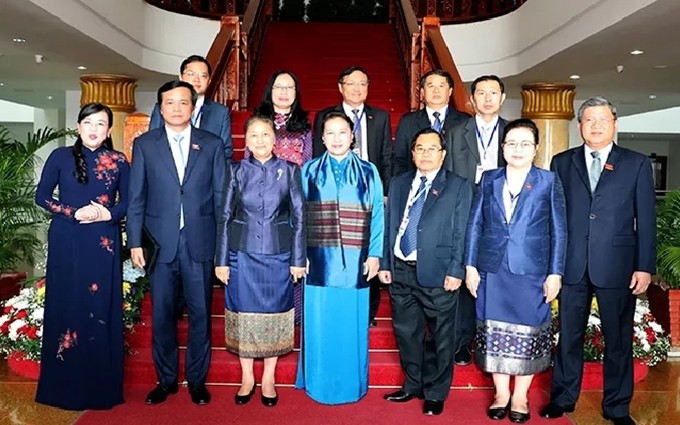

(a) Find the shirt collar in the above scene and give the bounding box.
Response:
[342,102,364,117]
[475,114,499,131]
[415,168,440,184]
[425,106,448,120]
[584,141,614,159]
[165,124,191,143]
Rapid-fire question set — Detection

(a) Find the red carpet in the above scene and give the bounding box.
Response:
[75,386,574,425]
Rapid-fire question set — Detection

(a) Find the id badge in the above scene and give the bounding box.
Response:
[398,216,410,234]
[475,165,485,184]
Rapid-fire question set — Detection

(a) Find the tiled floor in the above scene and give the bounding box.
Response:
[1,359,679,425]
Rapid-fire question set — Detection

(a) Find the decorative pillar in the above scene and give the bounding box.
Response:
[521,83,576,169]
[80,74,137,152]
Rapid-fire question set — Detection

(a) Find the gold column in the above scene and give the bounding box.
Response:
[80,74,137,152]
[521,83,576,169]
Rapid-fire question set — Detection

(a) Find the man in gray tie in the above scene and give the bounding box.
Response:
[379,128,472,415]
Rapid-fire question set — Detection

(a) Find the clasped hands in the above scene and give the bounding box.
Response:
[74,201,111,223]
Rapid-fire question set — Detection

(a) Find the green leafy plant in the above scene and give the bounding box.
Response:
[656,189,680,289]
[0,126,75,272]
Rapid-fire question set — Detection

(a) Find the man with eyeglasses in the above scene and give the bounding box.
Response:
[312,65,393,327]
[393,69,469,177]
[443,74,508,367]
[379,128,472,415]
[541,97,656,425]
[149,55,233,162]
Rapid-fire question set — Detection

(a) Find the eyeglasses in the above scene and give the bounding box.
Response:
[413,146,443,155]
[273,85,296,92]
[342,81,369,88]
[182,71,209,80]
[503,141,536,150]
[582,116,615,126]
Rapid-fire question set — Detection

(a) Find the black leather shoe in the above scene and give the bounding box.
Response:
[383,390,421,402]
[145,383,179,404]
[188,384,211,405]
[261,393,279,407]
[235,385,256,405]
[603,414,636,425]
[369,319,378,327]
[509,410,531,423]
[487,400,511,420]
[423,400,444,415]
[454,347,472,366]
[540,402,575,418]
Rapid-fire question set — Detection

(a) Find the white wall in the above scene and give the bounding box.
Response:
[618,106,680,134]
[0,100,35,123]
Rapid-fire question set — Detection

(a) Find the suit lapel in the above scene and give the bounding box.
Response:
[497,118,507,167]
[464,118,481,164]
[397,172,414,222]
[512,166,538,218]
[571,145,591,192]
[594,144,620,193]
[365,105,376,161]
[492,170,506,219]
[416,109,431,130]
[182,128,201,185]
[156,131,181,185]
[421,168,447,218]
[198,100,212,130]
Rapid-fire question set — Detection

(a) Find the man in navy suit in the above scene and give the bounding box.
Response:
[312,65,393,327]
[128,80,227,406]
[393,69,469,177]
[149,55,233,162]
[379,128,472,416]
[541,97,656,425]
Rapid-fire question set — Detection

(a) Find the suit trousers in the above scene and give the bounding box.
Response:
[369,276,382,321]
[550,271,636,419]
[389,259,459,401]
[455,284,476,352]
[150,229,214,386]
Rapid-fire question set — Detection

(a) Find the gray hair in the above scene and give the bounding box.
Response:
[576,96,618,123]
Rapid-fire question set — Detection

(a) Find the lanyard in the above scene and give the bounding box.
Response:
[192,107,203,127]
[475,120,499,159]
[351,108,365,137]
[405,181,430,215]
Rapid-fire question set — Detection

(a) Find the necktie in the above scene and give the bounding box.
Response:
[173,134,186,229]
[400,176,428,257]
[352,109,362,156]
[432,111,443,133]
[191,106,202,127]
[589,151,601,192]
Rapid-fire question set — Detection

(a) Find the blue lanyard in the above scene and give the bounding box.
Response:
[475,120,500,158]
[351,108,365,137]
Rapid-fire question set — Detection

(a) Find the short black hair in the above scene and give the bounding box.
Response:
[420,69,453,89]
[157,80,198,106]
[321,111,356,151]
[470,75,505,94]
[501,118,539,146]
[338,66,370,84]
[244,114,275,134]
[410,128,446,151]
[180,55,212,76]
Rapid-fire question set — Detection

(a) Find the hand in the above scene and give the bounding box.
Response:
[465,265,480,298]
[80,201,112,223]
[130,247,146,269]
[630,271,652,295]
[364,257,380,281]
[74,205,99,222]
[215,266,230,285]
[444,276,462,291]
[543,274,562,303]
[378,271,392,284]
[306,258,310,274]
[290,266,306,283]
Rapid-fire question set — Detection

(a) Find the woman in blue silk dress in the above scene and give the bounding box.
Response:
[465,119,567,423]
[215,115,306,407]
[295,111,384,405]
[35,103,129,410]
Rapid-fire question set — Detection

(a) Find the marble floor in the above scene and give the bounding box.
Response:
[1,360,679,425]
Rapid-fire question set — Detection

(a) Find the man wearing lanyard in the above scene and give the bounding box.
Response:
[149,55,233,163]
[444,74,507,366]
[312,65,393,327]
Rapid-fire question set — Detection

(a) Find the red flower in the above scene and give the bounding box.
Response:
[36,279,46,289]
[0,321,10,334]
[26,326,38,339]
[99,155,114,167]
[14,309,28,319]
[72,331,78,340]
[89,283,99,294]
[96,194,110,206]
[63,207,73,216]
[3,306,12,314]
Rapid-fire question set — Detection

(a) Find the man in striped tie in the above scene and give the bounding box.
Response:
[379,128,473,416]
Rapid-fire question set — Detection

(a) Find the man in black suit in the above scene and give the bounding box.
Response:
[444,74,508,366]
[541,97,656,425]
[313,65,392,326]
[379,128,472,416]
[393,69,469,177]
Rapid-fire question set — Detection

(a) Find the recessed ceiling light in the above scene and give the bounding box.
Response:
[569,74,580,80]
[653,65,668,69]
[77,65,87,70]
[12,38,26,43]
[0,82,5,87]
[649,94,657,100]
[630,49,644,55]
[46,95,53,100]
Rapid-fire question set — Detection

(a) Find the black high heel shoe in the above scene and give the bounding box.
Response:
[487,399,511,420]
[234,384,256,405]
[261,393,278,407]
[509,402,531,423]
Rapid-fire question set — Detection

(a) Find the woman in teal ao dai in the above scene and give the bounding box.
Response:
[295,112,384,404]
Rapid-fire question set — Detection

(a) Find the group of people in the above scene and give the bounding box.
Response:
[33,54,656,425]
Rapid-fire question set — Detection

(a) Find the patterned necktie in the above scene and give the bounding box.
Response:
[589,151,601,192]
[173,134,186,229]
[352,109,362,155]
[432,111,443,133]
[400,176,428,257]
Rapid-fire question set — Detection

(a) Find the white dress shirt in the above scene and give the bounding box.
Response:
[584,141,614,174]
[343,102,368,160]
[475,115,500,171]
[165,125,191,229]
[425,106,448,130]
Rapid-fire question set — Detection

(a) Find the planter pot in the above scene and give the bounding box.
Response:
[581,360,648,390]
[7,351,40,380]
[0,272,27,302]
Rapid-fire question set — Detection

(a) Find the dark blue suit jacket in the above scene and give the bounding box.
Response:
[150,99,233,161]
[380,168,473,287]
[127,127,227,263]
[550,144,656,287]
[465,166,567,276]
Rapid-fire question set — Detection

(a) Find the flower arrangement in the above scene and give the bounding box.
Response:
[123,258,149,330]
[551,297,670,367]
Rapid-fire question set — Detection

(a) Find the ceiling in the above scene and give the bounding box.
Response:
[1,0,680,117]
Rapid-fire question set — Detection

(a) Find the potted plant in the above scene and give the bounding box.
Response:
[649,188,680,348]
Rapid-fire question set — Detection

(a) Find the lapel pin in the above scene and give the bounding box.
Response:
[276,169,283,181]
[368,115,374,120]
[432,189,439,197]
[525,183,533,190]
[191,144,201,151]
[604,163,614,171]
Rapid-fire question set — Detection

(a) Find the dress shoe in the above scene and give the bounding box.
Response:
[509,402,531,424]
[383,390,421,402]
[487,400,511,420]
[603,414,636,425]
[145,383,179,404]
[235,384,256,405]
[423,400,444,415]
[540,402,575,418]
[369,319,378,327]
[261,393,279,407]
[188,384,211,405]
[454,347,472,366]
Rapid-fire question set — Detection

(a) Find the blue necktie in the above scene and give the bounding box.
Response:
[352,109,362,155]
[432,111,443,133]
[400,176,428,257]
